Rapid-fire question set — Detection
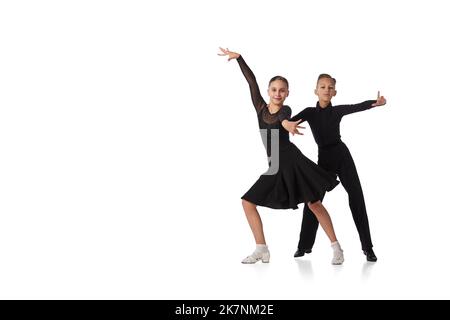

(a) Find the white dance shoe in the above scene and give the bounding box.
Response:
[241,250,270,264]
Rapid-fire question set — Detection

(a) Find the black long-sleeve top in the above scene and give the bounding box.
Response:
[236,56,293,156]
[290,101,376,149]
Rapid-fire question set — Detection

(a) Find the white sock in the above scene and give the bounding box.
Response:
[330,241,344,265]
[255,244,269,253]
[331,241,342,251]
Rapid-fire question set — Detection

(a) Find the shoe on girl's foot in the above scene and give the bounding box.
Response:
[241,250,270,264]
[331,241,344,265]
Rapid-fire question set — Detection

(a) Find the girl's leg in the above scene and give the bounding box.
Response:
[241,199,270,264]
[307,200,337,242]
[307,200,344,265]
[242,199,266,244]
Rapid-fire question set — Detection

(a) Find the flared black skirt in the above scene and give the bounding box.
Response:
[241,143,339,209]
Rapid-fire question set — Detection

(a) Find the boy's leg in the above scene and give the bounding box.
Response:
[338,149,373,251]
[296,203,320,255]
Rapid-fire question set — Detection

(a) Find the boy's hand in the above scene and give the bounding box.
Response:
[372,91,387,107]
[282,120,305,136]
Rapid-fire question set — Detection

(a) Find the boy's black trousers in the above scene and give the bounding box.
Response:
[297,142,374,251]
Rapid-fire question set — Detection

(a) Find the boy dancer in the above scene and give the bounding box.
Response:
[285,74,386,262]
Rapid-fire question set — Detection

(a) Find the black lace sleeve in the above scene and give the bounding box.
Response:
[278,105,292,122]
[236,56,266,113]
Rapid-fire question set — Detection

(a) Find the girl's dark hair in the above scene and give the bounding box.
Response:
[269,76,289,89]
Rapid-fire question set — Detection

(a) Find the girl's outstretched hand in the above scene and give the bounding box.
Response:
[218,47,240,61]
[282,120,305,136]
[372,91,387,107]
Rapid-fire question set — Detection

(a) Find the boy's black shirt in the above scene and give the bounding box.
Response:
[291,101,376,148]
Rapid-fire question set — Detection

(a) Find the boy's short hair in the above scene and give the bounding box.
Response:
[317,74,336,86]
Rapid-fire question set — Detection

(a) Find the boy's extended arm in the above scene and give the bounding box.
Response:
[334,100,376,117]
[282,107,309,135]
[290,107,311,123]
[335,91,386,117]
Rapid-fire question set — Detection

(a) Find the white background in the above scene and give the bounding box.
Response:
[1,0,449,299]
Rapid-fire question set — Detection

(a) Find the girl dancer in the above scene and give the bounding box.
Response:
[218,48,344,265]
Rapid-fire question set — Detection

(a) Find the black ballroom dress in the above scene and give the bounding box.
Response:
[237,56,339,210]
